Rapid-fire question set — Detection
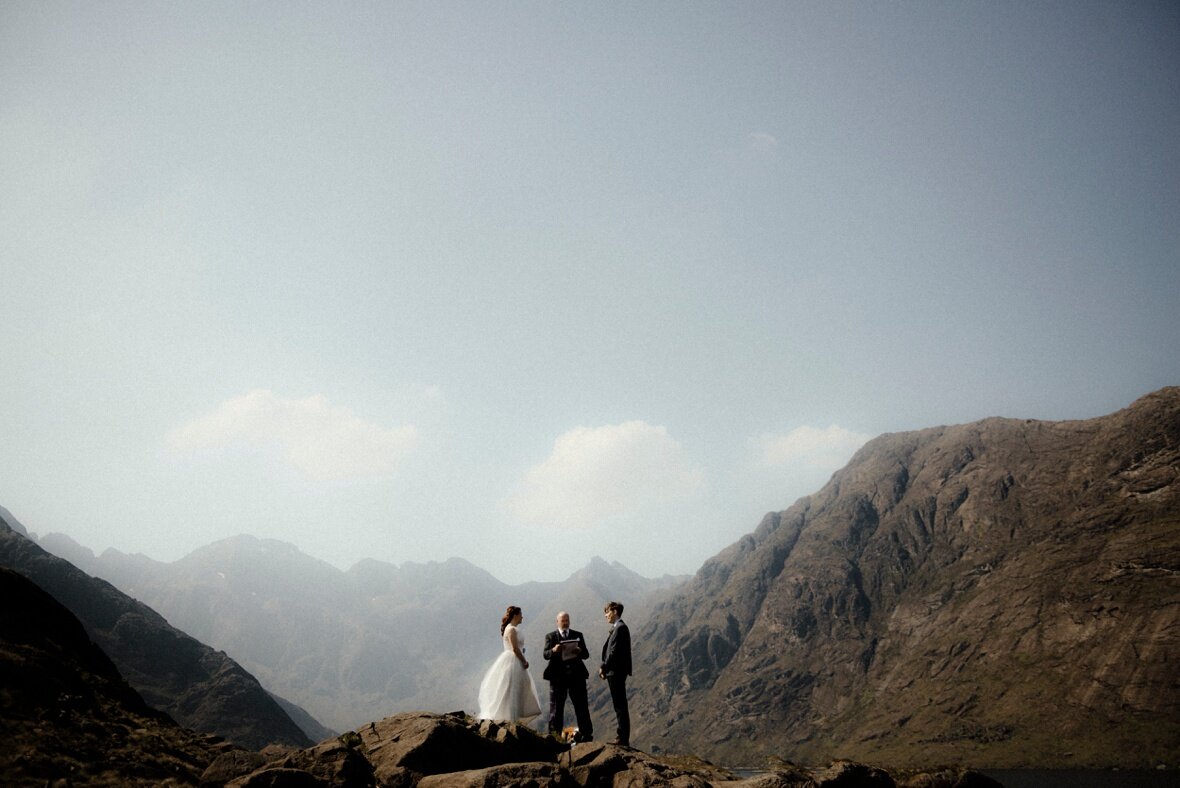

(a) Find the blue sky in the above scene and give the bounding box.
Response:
[2,2,1177,582]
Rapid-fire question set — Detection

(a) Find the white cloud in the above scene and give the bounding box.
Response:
[502,421,704,530]
[744,131,779,157]
[166,389,417,481]
[717,130,780,173]
[758,425,870,471]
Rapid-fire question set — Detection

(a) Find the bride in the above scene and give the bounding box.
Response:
[477,605,541,723]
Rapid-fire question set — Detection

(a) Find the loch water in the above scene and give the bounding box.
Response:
[980,769,1176,788]
[726,767,1176,787]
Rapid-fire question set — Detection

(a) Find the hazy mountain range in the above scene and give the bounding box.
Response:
[32,529,686,732]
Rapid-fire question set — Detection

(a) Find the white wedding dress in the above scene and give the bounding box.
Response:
[477,623,541,723]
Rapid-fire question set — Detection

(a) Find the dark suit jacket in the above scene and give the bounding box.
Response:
[600,620,632,677]
[542,628,590,682]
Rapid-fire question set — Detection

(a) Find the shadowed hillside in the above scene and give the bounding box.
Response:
[0,567,224,784]
[0,517,314,750]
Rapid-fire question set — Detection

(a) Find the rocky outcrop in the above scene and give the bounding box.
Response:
[0,518,313,750]
[356,712,564,785]
[629,388,1180,768]
[201,712,1000,787]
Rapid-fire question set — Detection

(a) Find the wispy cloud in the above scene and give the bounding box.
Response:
[757,425,870,471]
[718,130,780,170]
[166,389,417,481]
[744,131,779,158]
[502,421,704,530]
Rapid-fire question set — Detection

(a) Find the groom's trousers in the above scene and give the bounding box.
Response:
[606,673,629,745]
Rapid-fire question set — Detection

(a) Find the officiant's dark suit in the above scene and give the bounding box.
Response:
[542,612,593,741]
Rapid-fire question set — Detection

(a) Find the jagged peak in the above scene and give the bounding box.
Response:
[97,546,160,564]
[0,505,30,537]
[571,555,639,581]
[38,531,92,554]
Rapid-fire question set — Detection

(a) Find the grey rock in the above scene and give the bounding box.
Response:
[358,711,563,784]
[202,750,269,785]
[259,739,376,787]
[563,741,733,787]
[417,761,571,787]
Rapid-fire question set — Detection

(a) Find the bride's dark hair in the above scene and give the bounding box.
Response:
[500,605,522,635]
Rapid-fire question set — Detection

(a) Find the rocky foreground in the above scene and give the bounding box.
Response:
[200,710,1002,787]
[4,699,1002,787]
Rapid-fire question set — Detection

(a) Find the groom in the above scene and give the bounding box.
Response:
[542,611,593,742]
[599,600,631,747]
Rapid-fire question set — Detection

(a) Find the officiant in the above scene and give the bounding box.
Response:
[542,611,594,742]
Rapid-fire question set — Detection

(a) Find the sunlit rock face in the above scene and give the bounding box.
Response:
[630,388,1180,769]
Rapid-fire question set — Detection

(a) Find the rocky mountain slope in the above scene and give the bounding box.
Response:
[630,387,1180,768]
[0,516,314,750]
[37,532,684,732]
[0,566,224,785]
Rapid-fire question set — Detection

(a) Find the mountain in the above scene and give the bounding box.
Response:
[0,566,223,784]
[57,534,685,732]
[629,387,1180,769]
[0,518,314,750]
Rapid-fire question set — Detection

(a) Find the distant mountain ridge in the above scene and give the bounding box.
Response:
[628,387,1180,768]
[42,530,686,731]
[0,517,315,750]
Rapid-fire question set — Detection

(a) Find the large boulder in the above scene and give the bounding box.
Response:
[356,712,562,785]
[229,739,376,787]
[201,750,270,785]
